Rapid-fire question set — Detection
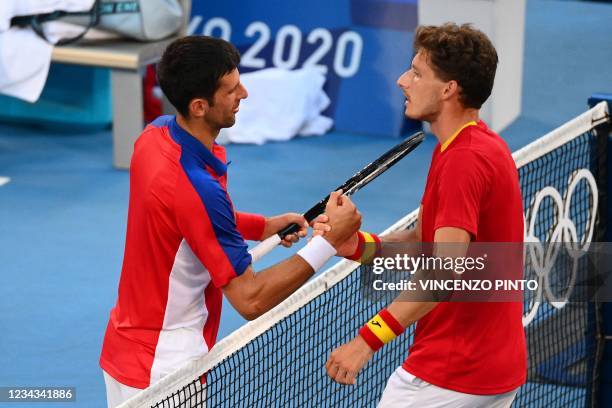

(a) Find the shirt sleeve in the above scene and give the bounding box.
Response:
[434,149,490,238]
[175,168,252,288]
[235,211,266,241]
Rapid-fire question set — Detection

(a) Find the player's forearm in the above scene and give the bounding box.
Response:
[381,227,419,243]
[369,227,470,329]
[246,256,315,319]
[376,228,422,260]
[386,300,437,329]
[241,233,340,319]
[381,206,422,244]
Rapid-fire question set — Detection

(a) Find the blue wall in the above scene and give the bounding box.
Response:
[189,0,421,137]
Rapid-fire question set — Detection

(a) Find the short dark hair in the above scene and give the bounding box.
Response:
[414,23,498,109]
[157,36,241,117]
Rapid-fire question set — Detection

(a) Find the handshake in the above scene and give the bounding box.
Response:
[265,190,363,258]
[311,190,363,258]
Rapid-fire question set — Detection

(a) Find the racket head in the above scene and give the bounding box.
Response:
[256,130,425,253]
[341,131,425,196]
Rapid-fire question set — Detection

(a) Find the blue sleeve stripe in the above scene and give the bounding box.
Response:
[180,153,251,277]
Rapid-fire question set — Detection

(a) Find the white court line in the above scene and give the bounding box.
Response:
[0,176,10,186]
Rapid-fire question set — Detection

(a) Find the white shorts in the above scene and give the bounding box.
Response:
[378,367,519,408]
[103,370,142,408]
[103,370,206,408]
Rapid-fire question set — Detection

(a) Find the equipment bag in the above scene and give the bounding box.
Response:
[11,0,184,45]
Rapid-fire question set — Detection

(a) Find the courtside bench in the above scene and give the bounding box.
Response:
[50,0,190,169]
[51,38,177,169]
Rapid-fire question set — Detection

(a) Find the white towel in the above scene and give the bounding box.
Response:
[218,68,334,145]
[0,0,94,102]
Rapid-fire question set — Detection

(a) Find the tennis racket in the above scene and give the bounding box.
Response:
[249,130,425,262]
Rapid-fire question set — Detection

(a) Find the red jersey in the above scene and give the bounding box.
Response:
[403,120,527,395]
[100,116,265,388]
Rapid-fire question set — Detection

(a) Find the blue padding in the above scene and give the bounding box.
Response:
[588,92,612,110]
[0,63,112,130]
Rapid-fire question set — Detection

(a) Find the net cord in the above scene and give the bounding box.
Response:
[117,101,609,408]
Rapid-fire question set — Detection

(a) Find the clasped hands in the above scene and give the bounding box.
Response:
[263,190,372,385]
[262,190,362,251]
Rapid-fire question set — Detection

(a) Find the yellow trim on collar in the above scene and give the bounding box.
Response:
[440,121,477,152]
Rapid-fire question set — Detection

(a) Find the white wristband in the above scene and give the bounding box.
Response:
[297,235,337,272]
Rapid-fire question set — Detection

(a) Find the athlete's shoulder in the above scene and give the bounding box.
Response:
[455,122,512,162]
[134,116,176,149]
[440,138,497,182]
[134,116,182,158]
[150,115,175,129]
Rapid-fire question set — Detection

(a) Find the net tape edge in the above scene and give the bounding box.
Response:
[513,102,608,168]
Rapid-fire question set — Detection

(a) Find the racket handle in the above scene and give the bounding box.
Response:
[250,234,282,263]
[275,200,328,238]
[249,196,336,262]
[249,201,328,263]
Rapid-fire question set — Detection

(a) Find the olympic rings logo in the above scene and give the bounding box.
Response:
[522,169,598,326]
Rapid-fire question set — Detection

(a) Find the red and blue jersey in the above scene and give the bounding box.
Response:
[100,116,264,389]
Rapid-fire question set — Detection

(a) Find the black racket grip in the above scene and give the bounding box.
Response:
[276,200,329,238]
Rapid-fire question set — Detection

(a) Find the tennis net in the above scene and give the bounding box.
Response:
[119,102,610,408]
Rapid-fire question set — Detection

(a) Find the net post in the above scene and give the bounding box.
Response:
[588,94,612,408]
[588,95,611,242]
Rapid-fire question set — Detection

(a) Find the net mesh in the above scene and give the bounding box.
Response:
[122,103,609,408]
[515,130,602,407]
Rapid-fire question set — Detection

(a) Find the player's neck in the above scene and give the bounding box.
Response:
[176,114,218,152]
[430,107,479,147]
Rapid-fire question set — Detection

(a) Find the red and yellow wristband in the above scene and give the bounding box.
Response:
[358,308,404,352]
[346,231,381,264]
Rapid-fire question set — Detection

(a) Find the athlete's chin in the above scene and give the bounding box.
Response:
[222,117,236,128]
[404,107,423,121]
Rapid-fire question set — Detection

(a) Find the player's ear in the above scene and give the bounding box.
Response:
[442,80,459,101]
[188,98,209,118]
